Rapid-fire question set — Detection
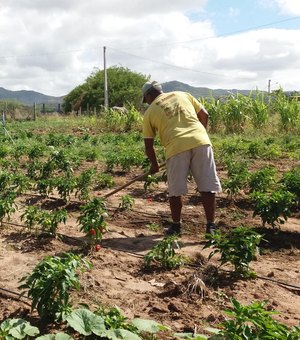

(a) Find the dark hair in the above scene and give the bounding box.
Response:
[147,86,162,98]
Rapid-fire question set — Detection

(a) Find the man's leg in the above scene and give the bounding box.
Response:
[191,145,221,234]
[169,196,182,223]
[201,191,216,224]
[166,195,182,235]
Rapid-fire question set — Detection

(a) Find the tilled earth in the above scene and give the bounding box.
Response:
[0,176,299,338]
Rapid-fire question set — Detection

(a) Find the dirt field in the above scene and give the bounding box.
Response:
[0,167,299,338]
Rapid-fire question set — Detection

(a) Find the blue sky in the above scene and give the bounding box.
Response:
[201,0,300,34]
[0,0,300,95]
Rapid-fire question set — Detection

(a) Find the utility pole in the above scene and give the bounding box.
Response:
[268,79,271,94]
[103,46,109,108]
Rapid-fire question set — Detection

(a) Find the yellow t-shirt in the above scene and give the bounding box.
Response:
[143,91,211,159]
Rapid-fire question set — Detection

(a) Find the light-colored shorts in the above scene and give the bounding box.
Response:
[166,144,222,197]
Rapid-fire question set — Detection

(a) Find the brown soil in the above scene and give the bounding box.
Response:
[0,170,299,338]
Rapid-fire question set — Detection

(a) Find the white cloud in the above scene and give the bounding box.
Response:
[276,0,300,14]
[0,1,299,97]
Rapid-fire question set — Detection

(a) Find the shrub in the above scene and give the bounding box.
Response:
[204,226,262,278]
[19,253,92,321]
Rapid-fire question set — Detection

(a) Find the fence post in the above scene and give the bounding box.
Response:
[33,102,36,121]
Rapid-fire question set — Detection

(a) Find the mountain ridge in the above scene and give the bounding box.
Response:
[0,81,256,106]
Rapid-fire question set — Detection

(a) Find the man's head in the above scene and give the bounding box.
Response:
[142,81,163,104]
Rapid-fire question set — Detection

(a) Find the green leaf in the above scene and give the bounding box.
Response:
[66,308,105,336]
[105,329,141,340]
[173,332,208,339]
[8,319,39,339]
[131,318,169,333]
[36,333,74,340]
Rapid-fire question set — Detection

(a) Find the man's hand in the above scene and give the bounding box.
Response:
[144,138,159,174]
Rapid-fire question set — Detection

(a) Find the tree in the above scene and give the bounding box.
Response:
[63,66,148,113]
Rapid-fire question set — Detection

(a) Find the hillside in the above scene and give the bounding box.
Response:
[0,81,254,106]
[0,87,64,106]
[162,80,252,98]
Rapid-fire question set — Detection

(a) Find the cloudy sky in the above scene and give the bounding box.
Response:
[1,0,300,96]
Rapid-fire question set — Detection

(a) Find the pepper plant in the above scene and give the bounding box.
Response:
[204,226,263,278]
[77,198,109,247]
[144,236,188,269]
[251,189,296,229]
[19,253,92,321]
[0,191,17,226]
[75,168,96,201]
[280,167,300,203]
[21,206,67,236]
[248,166,277,193]
[218,298,300,339]
[119,194,135,211]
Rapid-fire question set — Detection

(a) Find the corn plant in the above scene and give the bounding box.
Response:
[251,189,296,229]
[144,236,188,269]
[200,95,224,133]
[19,253,92,321]
[77,198,109,246]
[272,89,300,132]
[218,298,300,339]
[224,93,250,133]
[204,226,262,278]
[248,91,269,129]
[124,106,143,131]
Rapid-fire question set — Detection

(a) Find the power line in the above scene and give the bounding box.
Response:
[0,16,299,60]
[109,15,300,50]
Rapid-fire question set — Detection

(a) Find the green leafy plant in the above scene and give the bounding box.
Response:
[19,253,92,321]
[55,176,77,202]
[65,307,168,339]
[218,298,300,339]
[75,168,96,201]
[248,166,277,193]
[280,167,300,202]
[95,173,115,189]
[95,306,139,334]
[0,318,39,339]
[143,174,160,191]
[36,333,73,340]
[248,91,269,129]
[251,189,296,229]
[222,158,249,201]
[204,226,263,278]
[77,198,109,246]
[146,222,161,232]
[144,236,188,269]
[0,191,17,225]
[119,194,135,211]
[223,93,250,133]
[35,178,56,197]
[37,208,67,236]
